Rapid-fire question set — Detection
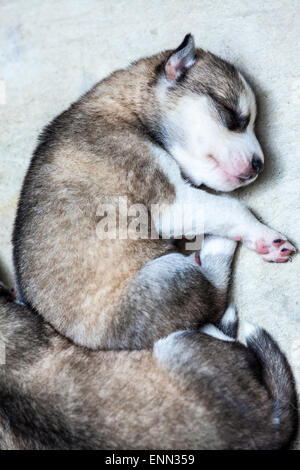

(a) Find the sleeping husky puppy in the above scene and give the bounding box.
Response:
[13,34,295,349]
[0,240,297,450]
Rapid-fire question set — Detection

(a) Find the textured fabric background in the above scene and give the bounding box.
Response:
[0,0,299,447]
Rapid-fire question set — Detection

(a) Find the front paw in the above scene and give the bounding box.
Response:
[254,235,296,263]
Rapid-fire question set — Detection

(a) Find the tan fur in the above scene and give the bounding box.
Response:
[5,37,298,450]
[13,39,248,348]
[13,35,296,351]
[14,60,174,347]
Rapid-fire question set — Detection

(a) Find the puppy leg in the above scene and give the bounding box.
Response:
[193,237,238,341]
[117,239,237,349]
[200,195,296,263]
[196,236,237,291]
[118,253,214,348]
[158,187,296,263]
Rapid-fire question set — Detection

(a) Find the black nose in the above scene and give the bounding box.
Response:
[252,156,264,174]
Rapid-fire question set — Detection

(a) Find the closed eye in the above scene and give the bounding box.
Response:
[219,103,250,132]
[209,94,250,132]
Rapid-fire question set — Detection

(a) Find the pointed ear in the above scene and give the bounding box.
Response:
[164,34,196,82]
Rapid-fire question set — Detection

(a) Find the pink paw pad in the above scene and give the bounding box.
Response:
[253,232,295,263]
[255,239,270,255]
[262,241,295,263]
[280,248,292,255]
[263,256,290,263]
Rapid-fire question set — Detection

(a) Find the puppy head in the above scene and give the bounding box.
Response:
[155,34,264,192]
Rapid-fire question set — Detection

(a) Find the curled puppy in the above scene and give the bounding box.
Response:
[13,35,295,348]
[0,292,297,450]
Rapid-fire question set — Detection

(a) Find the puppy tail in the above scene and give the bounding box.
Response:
[244,322,298,449]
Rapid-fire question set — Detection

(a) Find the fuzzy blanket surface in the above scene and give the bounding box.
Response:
[0,0,299,447]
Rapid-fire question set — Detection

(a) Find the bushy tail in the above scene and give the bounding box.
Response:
[244,322,298,449]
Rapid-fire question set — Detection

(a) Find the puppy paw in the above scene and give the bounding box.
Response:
[200,235,237,260]
[254,234,296,263]
[194,236,236,268]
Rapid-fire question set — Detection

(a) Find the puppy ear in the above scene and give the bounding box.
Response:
[164,34,196,82]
